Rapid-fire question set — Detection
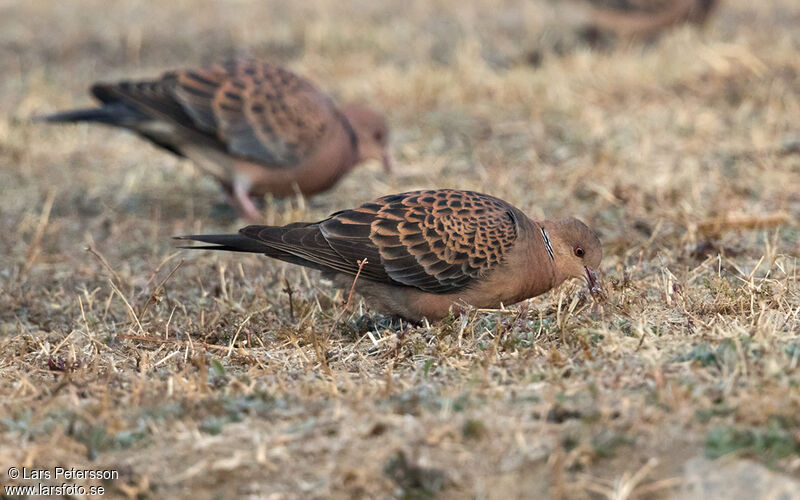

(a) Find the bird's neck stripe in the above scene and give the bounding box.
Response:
[541,228,555,261]
[335,108,359,152]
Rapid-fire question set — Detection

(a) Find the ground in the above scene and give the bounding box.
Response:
[1,0,799,498]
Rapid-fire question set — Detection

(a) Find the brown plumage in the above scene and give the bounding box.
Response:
[582,0,718,40]
[177,189,603,322]
[37,59,390,220]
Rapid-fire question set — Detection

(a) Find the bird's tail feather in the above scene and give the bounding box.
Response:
[174,234,269,253]
[175,232,331,274]
[34,102,144,125]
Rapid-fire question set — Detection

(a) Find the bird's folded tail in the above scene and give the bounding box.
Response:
[175,231,333,274]
[174,234,270,253]
[33,102,145,126]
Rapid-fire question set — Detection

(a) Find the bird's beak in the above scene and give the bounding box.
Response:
[381,151,392,174]
[584,266,600,291]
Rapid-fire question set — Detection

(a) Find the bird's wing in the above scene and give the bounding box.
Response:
[240,189,520,294]
[92,59,339,168]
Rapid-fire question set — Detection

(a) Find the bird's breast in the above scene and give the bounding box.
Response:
[248,125,359,198]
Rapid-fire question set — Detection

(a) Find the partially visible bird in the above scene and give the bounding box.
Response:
[177,189,603,322]
[581,0,719,41]
[36,59,391,220]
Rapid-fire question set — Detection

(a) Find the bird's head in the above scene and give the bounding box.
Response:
[340,104,391,173]
[546,217,602,292]
[689,0,719,24]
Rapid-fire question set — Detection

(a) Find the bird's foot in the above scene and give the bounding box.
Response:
[229,180,262,221]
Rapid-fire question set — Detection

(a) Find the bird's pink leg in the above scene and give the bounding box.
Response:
[231,177,261,221]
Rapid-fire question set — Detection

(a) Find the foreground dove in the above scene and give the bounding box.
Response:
[37,59,390,220]
[177,189,602,321]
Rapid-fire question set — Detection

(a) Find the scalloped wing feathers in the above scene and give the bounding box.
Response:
[239,189,519,294]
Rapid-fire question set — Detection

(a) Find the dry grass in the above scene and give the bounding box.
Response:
[1,0,800,498]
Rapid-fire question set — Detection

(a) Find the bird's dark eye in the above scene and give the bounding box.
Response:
[374,131,383,142]
[574,247,585,258]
